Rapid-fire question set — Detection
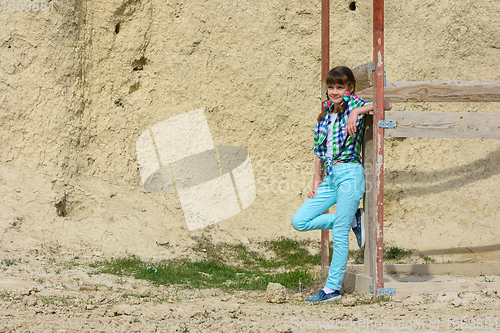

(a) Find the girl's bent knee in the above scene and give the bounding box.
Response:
[291,214,307,231]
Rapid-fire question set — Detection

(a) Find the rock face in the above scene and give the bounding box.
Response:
[1,0,499,259]
[265,283,287,303]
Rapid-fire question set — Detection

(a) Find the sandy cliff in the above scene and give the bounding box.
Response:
[1,0,499,260]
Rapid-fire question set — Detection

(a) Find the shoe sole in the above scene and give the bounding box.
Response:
[324,294,342,302]
[305,295,342,303]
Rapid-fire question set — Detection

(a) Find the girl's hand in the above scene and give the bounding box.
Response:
[384,100,393,110]
[307,183,320,198]
[345,100,392,136]
[307,188,318,198]
[346,110,359,137]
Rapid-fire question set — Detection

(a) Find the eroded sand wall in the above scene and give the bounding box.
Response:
[1,0,499,260]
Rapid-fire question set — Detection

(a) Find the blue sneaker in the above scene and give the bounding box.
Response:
[352,208,365,248]
[305,290,341,302]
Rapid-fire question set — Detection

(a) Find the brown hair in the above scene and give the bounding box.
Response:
[317,66,356,122]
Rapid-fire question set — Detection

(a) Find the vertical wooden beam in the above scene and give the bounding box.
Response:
[373,0,385,296]
[362,115,376,279]
[321,0,330,92]
[320,0,330,274]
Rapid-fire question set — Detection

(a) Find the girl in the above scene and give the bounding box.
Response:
[291,66,391,302]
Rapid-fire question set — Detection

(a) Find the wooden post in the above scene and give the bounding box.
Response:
[373,0,385,296]
[320,0,330,274]
[362,115,376,279]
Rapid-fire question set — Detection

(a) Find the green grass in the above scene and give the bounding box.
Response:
[349,249,364,264]
[1,259,17,267]
[39,296,73,307]
[262,238,322,268]
[348,245,416,264]
[383,246,413,261]
[480,272,495,283]
[90,237,318,292]
[90,238,418,294]
[419,253,435,264]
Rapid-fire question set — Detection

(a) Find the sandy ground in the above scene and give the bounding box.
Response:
[1,252,499,333]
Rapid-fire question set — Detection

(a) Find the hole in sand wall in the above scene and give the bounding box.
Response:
[115,22,120,34]
[349,1,356,11]
[129,82,140,93]
[55,195,67,217]
[132,56,147,71]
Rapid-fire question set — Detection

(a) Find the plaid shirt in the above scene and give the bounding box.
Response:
[313,96,372,176]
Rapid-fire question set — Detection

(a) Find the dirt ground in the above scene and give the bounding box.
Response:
[1,250,499,333]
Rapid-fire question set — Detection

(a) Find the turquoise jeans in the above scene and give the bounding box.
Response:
[291,163,365,291]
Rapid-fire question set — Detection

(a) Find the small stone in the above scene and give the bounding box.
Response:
[482,287,499,299]
[19,286,38,296]
[451,298,463,307]
[293,293,303,300]
[93,291,106,304]
[265,282,287,303]
[79,284,98,292]
[342,296,357,307]
[135,286,151,297]
[23,296,37,307]
[109,304,137,316]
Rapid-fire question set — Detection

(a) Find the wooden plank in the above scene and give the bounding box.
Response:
[357,81,500,102]
[347,262,500,277]
[384,111,500,139]
[362,114,376,278]
[352,62,374,91]
[384,262,500,276]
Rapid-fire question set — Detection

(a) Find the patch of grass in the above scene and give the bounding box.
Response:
[1,259,17,267]
[40,296,72,307]
[384,246,413,261]
[480,272,495,283]
[349,249,364,264]
[262,238,321,268]
[419,254,435,264]
[61,260,80,270]
[92,255,316,292]
[91,237,321,292]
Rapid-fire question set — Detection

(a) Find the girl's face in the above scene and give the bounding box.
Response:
[327,82,353,105]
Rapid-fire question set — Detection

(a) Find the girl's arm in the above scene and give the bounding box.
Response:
[308,156,324,198]
[346,100,392,137]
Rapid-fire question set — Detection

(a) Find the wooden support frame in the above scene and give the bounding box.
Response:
[353,2,500,298]
[322,1,500,298]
